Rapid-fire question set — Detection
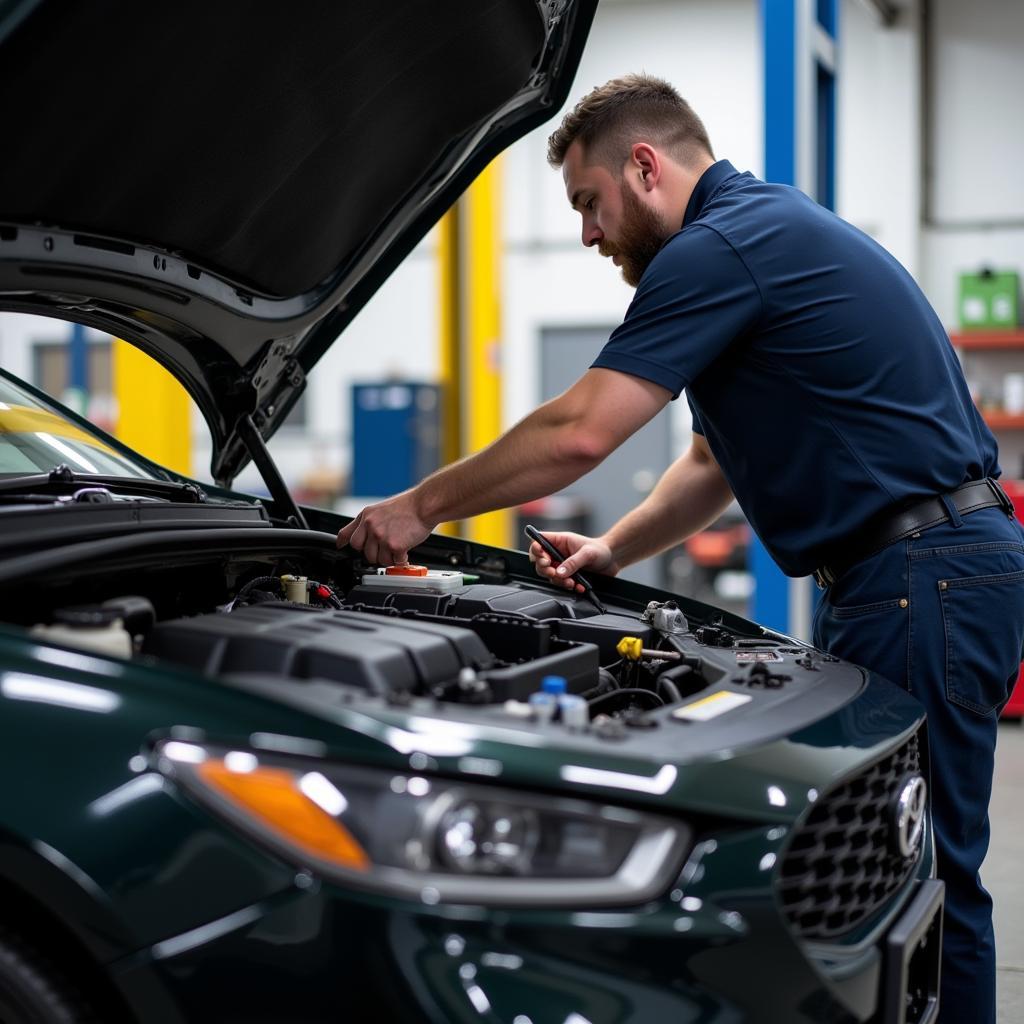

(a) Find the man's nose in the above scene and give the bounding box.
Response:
[582,220,602,248]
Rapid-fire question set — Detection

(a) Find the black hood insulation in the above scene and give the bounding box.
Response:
[0,1,544,297]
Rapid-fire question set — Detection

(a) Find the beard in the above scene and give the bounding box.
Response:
[599,182,674,287]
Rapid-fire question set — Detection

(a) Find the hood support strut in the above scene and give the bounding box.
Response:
[234,414,308,530]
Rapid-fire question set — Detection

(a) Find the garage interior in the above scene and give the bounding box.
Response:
[0,0,1022,1019]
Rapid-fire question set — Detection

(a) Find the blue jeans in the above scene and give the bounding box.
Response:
[812,506,1024,1024]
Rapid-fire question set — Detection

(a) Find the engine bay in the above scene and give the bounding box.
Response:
[3,530,860,745]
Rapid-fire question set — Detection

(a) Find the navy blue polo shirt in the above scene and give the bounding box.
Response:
[591,160,999,577]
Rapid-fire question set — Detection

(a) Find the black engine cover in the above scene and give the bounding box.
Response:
[144,604,492,695]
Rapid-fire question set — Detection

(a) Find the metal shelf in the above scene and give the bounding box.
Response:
[982,412,1024,430]
[950,331,1024,350]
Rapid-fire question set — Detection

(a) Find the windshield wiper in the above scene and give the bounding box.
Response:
[0,465,208,503]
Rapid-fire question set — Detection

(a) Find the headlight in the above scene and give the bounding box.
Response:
[157,741,690,907]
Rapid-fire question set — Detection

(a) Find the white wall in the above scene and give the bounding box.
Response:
[837,0,923,279]
[920,0,1024,323]
[0,312,59,383]
[928,0,1024,226]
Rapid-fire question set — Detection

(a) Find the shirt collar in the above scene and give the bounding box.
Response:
[682,159,739,228]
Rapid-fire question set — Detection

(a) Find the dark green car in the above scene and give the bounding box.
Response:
[0,2,941,1021]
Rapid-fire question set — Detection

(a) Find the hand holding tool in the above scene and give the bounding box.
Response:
[524,524,607,614]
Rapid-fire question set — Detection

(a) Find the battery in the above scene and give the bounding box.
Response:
[359,567,465,592]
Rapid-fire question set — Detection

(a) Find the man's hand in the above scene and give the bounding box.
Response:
[336,491,435,565]
[528,531,620,592]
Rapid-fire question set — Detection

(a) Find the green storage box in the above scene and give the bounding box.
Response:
[958,269,1019,331]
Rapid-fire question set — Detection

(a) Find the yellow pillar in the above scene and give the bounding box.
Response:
[112,340,192,476]
[436,207,462,537]
[462,157,511,548]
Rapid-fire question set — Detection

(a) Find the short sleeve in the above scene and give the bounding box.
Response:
[590,224,762,398]
[686,392,704,435]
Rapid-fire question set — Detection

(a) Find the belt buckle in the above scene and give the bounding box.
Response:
[813,566,835,590]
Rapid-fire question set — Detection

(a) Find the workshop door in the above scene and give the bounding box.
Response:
[540,327,673,588]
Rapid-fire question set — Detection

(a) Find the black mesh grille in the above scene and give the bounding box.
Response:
[777,730,923,940]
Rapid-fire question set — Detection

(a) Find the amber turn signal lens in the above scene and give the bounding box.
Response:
[197,761,370,871]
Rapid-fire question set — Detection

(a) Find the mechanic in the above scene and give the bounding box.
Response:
[338,74,1024,1021]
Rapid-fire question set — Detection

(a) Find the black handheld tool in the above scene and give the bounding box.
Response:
[524,524,607,614]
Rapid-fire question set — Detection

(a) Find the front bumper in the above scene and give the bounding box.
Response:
[109,835,941,1024]
[883,879,943,1024]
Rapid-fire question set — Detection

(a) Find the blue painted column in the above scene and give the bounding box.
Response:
[754,0,837,637]
[66,321,88,416]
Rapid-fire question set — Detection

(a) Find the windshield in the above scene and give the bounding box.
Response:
[0,375,158,479]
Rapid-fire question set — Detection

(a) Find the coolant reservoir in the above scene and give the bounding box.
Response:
[281,574,309,604]
[30,606,133,658]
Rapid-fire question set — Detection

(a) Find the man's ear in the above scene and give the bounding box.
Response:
[630,143,660,191]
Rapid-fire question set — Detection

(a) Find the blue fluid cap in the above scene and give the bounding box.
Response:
[542,675,567,695]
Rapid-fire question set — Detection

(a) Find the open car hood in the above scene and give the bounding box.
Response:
[0,0,596,484]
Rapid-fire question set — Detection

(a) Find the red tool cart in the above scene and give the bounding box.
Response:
[1000,479,1024,719]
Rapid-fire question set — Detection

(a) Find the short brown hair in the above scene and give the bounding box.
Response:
[547,73,714,172]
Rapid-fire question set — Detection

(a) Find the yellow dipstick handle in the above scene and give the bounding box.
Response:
[617,636,682,662]
[617,636,644,660]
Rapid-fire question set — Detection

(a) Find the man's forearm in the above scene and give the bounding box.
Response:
[338,369,671,565]
[414,403,602,525]
[602,444,734,568]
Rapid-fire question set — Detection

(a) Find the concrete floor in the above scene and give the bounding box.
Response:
[989,720,1024,1022]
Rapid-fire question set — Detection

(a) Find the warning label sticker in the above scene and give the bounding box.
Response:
[672,690,752,722]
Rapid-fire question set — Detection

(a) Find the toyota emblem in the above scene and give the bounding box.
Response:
[892,774,927,858]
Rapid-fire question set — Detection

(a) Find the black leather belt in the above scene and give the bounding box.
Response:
[812,478,1016,589]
